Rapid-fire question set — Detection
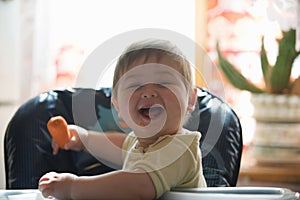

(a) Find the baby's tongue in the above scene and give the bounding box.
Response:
[148,106,163,118]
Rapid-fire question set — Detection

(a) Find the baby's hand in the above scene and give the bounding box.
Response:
[47,116,71,149]
[52,125,88,155]
[39,172,77,199]
[64,125,88,151]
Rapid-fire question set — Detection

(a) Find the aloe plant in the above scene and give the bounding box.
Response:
[216,29,300,95]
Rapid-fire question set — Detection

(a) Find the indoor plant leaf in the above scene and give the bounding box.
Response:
[216,43,265,93]
[270,29,300,93]
[260,37,272,92]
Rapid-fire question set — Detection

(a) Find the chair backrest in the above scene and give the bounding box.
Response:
[4,87,242,188]
[190,88,243,186]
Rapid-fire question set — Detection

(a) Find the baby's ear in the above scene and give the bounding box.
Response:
[187,88,197,112]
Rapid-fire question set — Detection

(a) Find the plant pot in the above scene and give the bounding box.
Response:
[250,93,300,122]
[249,93,300,165]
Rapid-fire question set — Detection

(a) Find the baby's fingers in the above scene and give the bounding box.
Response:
[51,140,59,155]
[39,172,58,198]
[64,135,83,151]
[39,182,56,200]
[39,172,58,183]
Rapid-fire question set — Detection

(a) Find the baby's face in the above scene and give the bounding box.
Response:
[114,56,192,139]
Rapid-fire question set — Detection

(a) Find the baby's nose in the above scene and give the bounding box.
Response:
[140,85,158,98]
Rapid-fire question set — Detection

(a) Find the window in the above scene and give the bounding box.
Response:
[34,0,195,93]
[196,0,300,145]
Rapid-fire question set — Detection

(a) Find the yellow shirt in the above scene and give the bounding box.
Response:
[122,129,207,198]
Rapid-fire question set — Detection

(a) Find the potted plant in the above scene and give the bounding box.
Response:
[216,28,300,122]
[215,0,300,166]
[216,28,300,165]
[217,29,300,95]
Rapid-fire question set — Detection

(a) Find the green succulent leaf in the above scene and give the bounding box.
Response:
[216,43,265,93]
[270,29,300,93]
[216,29,300,95]
[260,37,271,92]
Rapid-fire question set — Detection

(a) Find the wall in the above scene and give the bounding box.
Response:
[0,0,20,103]
[0,0,196,189]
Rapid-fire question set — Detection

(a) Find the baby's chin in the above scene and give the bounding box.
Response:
[130,120,166,139]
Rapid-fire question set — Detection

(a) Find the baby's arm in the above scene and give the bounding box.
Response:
[77,127,126,168]
[61,125,126,168]
[45,114,126,167]
[48,116,126,167]
[39,170,156,200]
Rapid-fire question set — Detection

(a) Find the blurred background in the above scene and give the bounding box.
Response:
[0,0,196,189]
[1,0,300,190]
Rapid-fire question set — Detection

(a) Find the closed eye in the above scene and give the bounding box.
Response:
[159,82,172,85]
[157,81,178,87]
[159,81,175,85]
[127,84,140,89]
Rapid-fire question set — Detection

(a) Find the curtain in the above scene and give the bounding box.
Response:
[297,0,300,51]
[18,0,51,102]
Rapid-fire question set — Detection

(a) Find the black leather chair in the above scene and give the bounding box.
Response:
[4,87,243,189]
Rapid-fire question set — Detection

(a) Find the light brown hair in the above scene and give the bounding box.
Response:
[112,39,193,96]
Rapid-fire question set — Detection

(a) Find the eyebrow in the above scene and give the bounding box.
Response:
[156,71,177,79]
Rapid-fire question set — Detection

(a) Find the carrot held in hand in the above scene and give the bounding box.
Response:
[47,116,71,149]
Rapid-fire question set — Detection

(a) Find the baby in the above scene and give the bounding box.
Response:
[39,39,207,199]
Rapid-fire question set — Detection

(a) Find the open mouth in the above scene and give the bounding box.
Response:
[139,105,164,120]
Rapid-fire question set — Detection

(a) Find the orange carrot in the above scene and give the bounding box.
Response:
[47,116,71,149]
